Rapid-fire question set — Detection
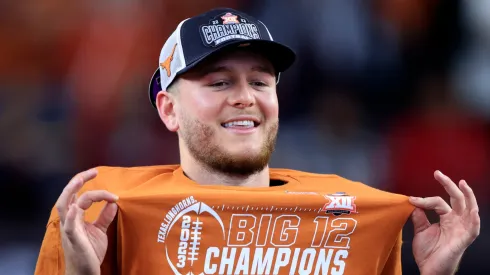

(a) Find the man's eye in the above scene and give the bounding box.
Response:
[209,81,228,87]
[251,81,267,87]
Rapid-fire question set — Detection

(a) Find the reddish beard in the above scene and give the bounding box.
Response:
[180,117,278,177]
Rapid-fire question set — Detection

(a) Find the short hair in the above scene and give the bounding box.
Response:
[167,78,180,94]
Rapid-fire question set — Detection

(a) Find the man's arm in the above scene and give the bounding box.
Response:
[35,209,65,275]
[35,207,118,275]
[35,169,119,275]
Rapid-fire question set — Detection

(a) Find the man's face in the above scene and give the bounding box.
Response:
[163,49,279,176]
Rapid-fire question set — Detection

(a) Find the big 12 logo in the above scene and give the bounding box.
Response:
[322,192,357,216]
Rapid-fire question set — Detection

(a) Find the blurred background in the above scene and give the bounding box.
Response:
[1,0,489,274]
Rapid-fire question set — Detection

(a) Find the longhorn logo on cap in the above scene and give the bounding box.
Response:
[160,43,178,77]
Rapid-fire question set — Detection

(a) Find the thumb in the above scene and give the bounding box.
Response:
[93,202,118,233]
[411,207,431,234]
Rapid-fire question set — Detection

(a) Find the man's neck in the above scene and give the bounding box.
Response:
[181,159,271,188]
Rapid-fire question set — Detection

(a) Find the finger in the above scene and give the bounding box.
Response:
[68,193,77,206]
[57,179,83,225]
[76,190,119,211]
[469,209,481,240]
[63,204,81,244]
[56,168,98,223]
[411,208,431,234]
[93,202,118,233]
[409,196,452,216]
[460,180,479,213]
[434,170,465,214]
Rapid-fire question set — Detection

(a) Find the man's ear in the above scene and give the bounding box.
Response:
[156,90,179,132]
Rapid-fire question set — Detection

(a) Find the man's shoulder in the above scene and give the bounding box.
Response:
[84,164,180,191]
[271,167,358,185]
[270,168,407,200]
[95,164,179,176]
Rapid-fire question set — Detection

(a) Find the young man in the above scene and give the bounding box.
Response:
[35,8,480,275]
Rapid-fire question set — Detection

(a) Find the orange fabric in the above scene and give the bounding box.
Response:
[35,165,414,275]
[381,232,404,275]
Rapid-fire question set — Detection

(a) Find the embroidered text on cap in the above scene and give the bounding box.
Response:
[200,12,261,47]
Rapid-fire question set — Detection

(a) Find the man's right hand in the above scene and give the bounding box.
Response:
[55,168,119,275]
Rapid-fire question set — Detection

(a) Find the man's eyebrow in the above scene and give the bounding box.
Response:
[251,65,275,76]
[200,66,231,77]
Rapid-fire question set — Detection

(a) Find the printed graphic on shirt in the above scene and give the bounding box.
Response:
[322,192,358,216]
[157,196,358,275]
[284,190,320,196]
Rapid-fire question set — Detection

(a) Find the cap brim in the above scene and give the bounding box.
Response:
[148,40,296,108]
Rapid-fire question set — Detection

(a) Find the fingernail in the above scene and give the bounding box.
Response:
[114,195,119,200]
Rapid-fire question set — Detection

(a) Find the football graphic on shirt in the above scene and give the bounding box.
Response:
[164,201,225,275]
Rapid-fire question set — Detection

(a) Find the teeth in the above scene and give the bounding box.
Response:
[223,120,254,128]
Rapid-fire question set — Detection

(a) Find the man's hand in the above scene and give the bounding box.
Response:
[55,168,119,275]
[409,170,480,275]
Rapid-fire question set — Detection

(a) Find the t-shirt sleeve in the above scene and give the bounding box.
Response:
[34,168,119,275]
[34,208,118,275]
[34,208,64,275]
[381,230,404,275]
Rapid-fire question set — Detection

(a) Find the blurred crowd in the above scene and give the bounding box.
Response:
[1,0,489,274]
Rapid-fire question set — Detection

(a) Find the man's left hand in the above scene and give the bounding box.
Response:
[409,170,480,275]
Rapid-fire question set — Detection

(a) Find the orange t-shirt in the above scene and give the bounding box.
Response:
[35,165,414,275]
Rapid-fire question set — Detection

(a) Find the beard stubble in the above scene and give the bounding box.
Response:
[180,116,278,177]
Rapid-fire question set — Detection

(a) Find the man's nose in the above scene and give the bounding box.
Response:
[229,82,255,108]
